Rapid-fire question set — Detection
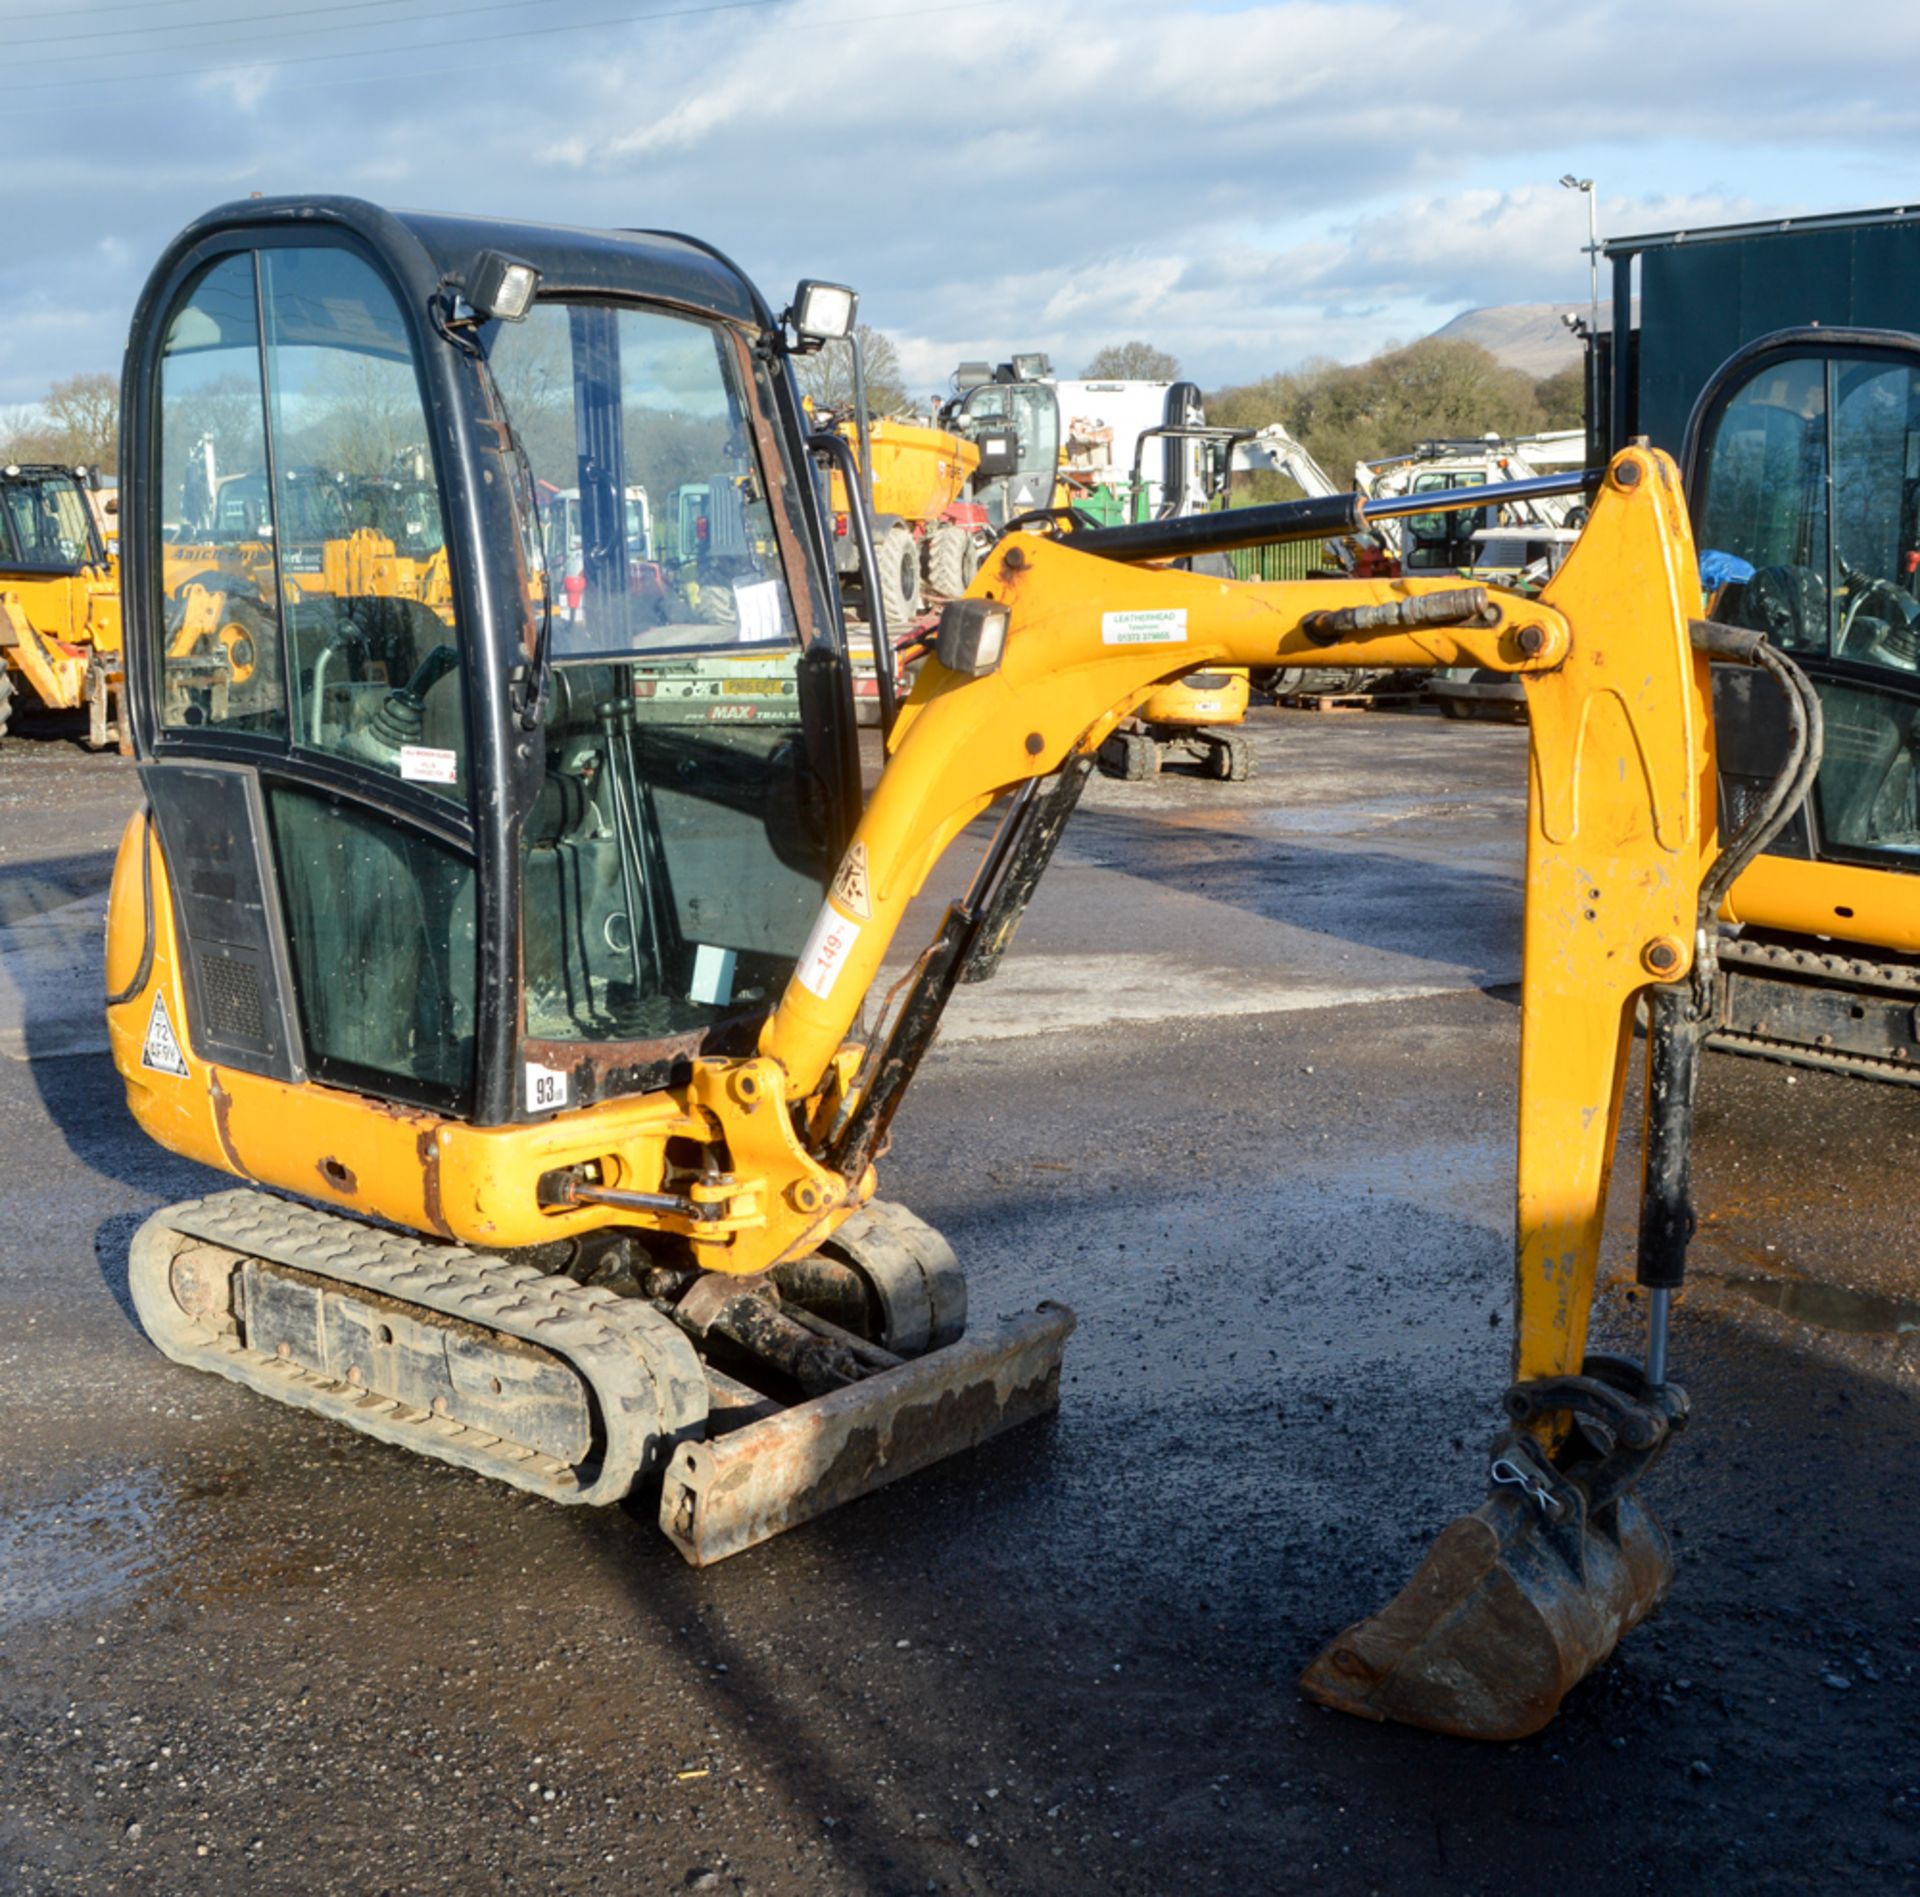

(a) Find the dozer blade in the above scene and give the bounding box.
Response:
[660,1302,1075,1565]
[1297,1485,1673,1741]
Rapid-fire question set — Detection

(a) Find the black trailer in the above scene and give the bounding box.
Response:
[1595,201,1920,459]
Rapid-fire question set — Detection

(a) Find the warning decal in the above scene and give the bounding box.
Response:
[399,745,459,785]
[830,840,873,919]
[142,990,191,1077]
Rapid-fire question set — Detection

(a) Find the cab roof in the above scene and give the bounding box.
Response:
[177,196,774,331]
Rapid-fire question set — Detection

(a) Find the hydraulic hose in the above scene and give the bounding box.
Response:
[1636,623,1826,1357]
[1688,621,1825,929]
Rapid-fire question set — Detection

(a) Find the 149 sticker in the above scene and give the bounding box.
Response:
[795,905,862,1001]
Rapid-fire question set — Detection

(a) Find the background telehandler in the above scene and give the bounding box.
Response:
[0,462,123,747]
[106,197,1815,1744]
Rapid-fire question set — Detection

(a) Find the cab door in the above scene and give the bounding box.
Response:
[1689,334,1920,885]
[133,238,483,1116]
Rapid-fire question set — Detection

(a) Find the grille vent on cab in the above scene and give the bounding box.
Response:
[201,952,268,1042]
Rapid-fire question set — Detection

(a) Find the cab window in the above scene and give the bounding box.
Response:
[156,251,287,738]
[154,244,468,796]
[259,246,467,796]
[0,473,93,572]
[1698,350,1920,860]
[489,303,834,1056]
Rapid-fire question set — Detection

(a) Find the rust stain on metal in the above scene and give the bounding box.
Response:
[676,1269,773,1334]
[522,1008,764,1105]
[416,1128,452,1238]
[727,323,819,652]
[206,1069,247,1176]
[315,1155,359,1196]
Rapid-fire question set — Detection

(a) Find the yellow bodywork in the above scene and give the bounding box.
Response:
[0,562,121,715]
[1137,667,1251,729]
[108,445,1713,1412]
[1723,849,1919,955]
[307,527,454,616]
[827,419,980,522]
[163,531,453,618]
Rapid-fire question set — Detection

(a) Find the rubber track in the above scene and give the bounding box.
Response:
[1718,933,1920,994]
[821,1199,966,1354]
[1709,935,1920,1087]
[131,1189,708,1504]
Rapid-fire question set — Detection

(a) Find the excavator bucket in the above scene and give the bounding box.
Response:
[1299,1438,1676,1740]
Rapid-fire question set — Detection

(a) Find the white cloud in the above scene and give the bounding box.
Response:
[2,0,1919,402]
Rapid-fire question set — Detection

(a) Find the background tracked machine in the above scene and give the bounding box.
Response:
[1589,210,1920,1086]
[108,197,1817,1744]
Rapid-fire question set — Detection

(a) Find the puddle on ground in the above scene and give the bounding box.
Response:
[0,1469,169,1633]
[1721,1275,1920,1337]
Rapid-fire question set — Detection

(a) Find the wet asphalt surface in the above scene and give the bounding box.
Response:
[0,700,1915,1895]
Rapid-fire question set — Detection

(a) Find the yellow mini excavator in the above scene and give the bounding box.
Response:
[107,199,1819,1743]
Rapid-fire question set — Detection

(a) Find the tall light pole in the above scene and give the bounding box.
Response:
[1560,175,1599,447]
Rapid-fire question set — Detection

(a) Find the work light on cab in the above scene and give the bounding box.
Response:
[788,279,857,350]
[468,250,540,322]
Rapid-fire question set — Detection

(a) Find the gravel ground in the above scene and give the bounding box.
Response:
[0,699,1914,1895]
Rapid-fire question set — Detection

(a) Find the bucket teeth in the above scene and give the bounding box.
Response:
[1298,1487,1674,1741]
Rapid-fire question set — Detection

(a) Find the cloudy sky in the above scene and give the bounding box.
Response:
[3,0,1919,410]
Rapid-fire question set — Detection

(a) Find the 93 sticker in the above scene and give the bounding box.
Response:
[526,1062,569,1113]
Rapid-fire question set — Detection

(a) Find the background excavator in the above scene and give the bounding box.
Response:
[1684,332,1920,1082]
[1588,209,1920,1086]
[106,197,1816,1745]
[1092,410,1257,782]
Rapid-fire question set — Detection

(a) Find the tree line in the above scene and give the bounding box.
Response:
[1207,342,1583,484]
[2,336,1585,494]
[1073,336,1582,478]
[0,372,119,470]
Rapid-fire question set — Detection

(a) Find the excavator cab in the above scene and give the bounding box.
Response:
[1687,330,1920,1070]
[1,465,107,572]
[944,363,1062,530]
[119,204,857,1119]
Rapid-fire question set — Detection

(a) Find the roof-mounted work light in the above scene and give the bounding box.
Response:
[468,251,541,323]
[786,280,857,353]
